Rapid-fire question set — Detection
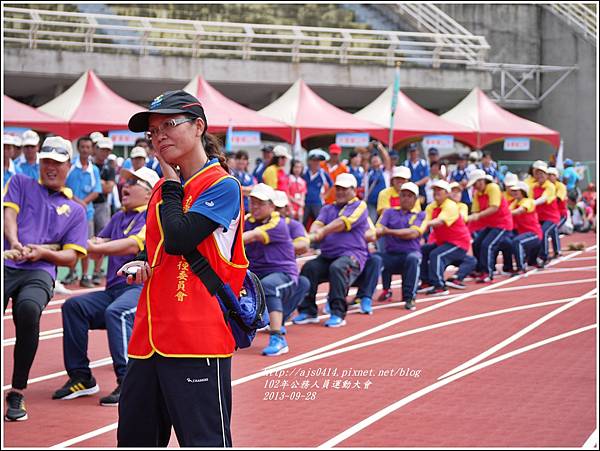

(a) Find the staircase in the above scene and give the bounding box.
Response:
[542,3,597,46]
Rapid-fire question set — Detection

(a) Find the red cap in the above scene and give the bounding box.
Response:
[329,144,342,155]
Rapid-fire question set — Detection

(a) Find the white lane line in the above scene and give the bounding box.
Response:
[532,266,596,274]
[3,357,113,391]
[582,429,598,448]
[265,248,587,372]
[319,324,597,448]
[47,297,596,448]
[437,288,597,380]
[567,257,598,262]
[3,331,63,347]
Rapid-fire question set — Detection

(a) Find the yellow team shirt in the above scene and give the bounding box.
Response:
[262,165,279,189]
[425,198,460,226]
[471,182,502,213]
[376,186,421,214]
[554,180,567,201]
[510,197,536,213]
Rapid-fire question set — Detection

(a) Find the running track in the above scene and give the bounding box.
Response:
[2,233,597,448]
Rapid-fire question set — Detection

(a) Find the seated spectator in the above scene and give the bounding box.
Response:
[377,166,420,215]
[243,184,307,356]
[293,173,370,327]
[568,191,593,232]
[530,161,561,265]
[288,159,307,221]
[419,180,473,295]
[505,182,543,274]
[272,190,310,256]
[52,167,157,406]
[375,182,425,310]
[302,150,332,229]
[444,182,477,289]
[468,170,513,282]
[4,137,88,421]
[547,167,568,258]
[582,182,596,215]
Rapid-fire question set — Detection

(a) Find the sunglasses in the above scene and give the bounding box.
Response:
[125,178,152,190]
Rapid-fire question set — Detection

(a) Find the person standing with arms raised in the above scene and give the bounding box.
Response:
[116,90,248,447]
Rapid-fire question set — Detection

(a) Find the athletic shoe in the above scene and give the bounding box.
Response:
[5,391,27,421]
[359,297,373,315]
[52,377,100,400]
[377,289,393,302]
[445,278,467,290]
[476,274,493,283]
[53,280,73,295]
[511,269,527,277]
[292,313,320,325]
[499,269,514,276]
[99,384,121,406]
[416,283,433,294]
[80,275,95,288]
[62,271,78,285]
[324,315,346,327]
[262,334,289,356]
[404,299,416,311]
[92,271,104,286]
[424,286,449,296]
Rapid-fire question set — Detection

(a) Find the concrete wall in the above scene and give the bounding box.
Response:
[438,4,596,181]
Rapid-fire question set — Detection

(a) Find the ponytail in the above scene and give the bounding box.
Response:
[202,133,229,172]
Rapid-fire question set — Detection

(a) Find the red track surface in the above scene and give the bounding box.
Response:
[2,233,597,448]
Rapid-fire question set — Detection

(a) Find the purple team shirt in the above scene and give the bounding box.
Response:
[378,209,425,254]
[316,198,370,271]
[245,212,299,282]
[3,174,88,280]
[97,207,147,289]
[286,217,309,241]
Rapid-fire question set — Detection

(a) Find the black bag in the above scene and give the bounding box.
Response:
[185,249,267,349]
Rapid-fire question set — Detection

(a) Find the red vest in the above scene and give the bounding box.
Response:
[431,202,471,251]
[474,188,513,231]
[533,184,560,224]
[128,163,248,359]
[510,200,543,239]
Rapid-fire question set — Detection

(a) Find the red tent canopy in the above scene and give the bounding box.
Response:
[37,70,144,139]
[183,76,291,141]
[4,95,69,136]
[441,87,561,149]
[258,79,386,141]
[354,85,478,147]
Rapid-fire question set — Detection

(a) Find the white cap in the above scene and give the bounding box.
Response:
[469,150,480,161]
[510,181,530,196]
[249,183,276,202]
[391,166,411,180]
[116,157,124,167]
[39,136,73,163]
[334,173,357,189]
[21,130,40,146]
[400,182,419,196]
[13,136,22,147]
[120,166,160,189]
[273,144,291,159]
[130,146,147,159]
[432,179,451,193]
[547,167,559,177]
[467,169,487,187]
[532,160,548,173]
[273,190,289,208]
[3,134,19,146]
[96,137,114,150]
[449,181,461,191]
[107,153,118,161]
[90,132,104,143]
[503,172,518,188]
[485,174,494,182]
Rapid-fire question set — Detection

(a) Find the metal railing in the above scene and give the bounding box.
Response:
[395,3,484,64]
[543,3,597,46]
[2,6,491,67]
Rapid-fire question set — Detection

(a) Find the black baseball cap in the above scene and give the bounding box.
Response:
[428,147,439,156]
[128,90,208,133]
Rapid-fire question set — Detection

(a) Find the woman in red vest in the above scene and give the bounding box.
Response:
[116,90,248,447]
[530,161,560,264]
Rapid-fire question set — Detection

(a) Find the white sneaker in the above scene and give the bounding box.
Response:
[54,280,73,295]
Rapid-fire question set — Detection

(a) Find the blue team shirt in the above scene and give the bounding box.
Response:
[16,160,40,180]
[187,159,241,230]
[480,164,499,181]
[233,169,255,211]
[404,159,429,196]
[348,166,365,188]
[562,167,580,191]
[253,160,267,183]
[366,168,387,205]
[303,168,332,206]
[65,162,102,221]
[146,157,163,177]
[449,168,471,204]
